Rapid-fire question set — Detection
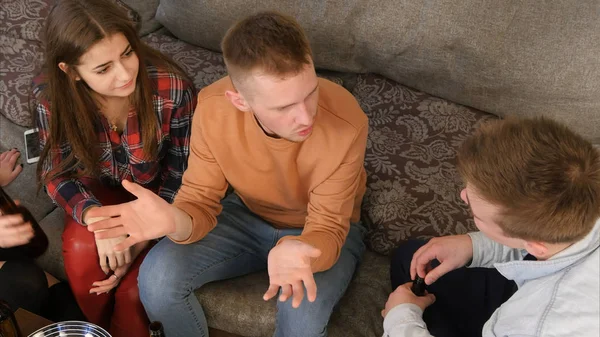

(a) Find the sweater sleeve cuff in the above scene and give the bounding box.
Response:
[170,201,214,244]
[467,231,486,268]
[74,199,102,225]
[383,304,429,335]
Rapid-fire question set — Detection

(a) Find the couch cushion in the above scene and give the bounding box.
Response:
[0,0,51,127]
[154,0,600,143]
[353,73,497,255]
[142,33,228,91]
[196,250,390,337]
[0,0,51,42]
[120,0,162,36]
[36,206,67,281]
[0,40,43,127]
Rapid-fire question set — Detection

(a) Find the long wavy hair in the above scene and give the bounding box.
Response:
[36,0,188,185]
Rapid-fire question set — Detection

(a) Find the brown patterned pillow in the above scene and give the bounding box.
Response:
[353,73,497,255]
[0,0,52,126]
[143,33,228,90]
[0,0,51,42]
[0,40,44,127]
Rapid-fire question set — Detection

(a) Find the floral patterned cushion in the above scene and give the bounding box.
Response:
[353,73,497,255]
[142,33,228,91]
[0,0,50,42]
[0,0,51,126]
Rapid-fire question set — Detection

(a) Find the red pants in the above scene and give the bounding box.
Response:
[62,181,150,337]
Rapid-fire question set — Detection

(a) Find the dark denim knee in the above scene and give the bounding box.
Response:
[0,258,48,313]
[390,239,428,289]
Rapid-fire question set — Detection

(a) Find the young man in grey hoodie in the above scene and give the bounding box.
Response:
[383,117,600,337]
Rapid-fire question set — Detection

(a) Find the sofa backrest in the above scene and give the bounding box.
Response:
[152,0,600,142]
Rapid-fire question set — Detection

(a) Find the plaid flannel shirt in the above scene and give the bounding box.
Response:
[34,66,197,224]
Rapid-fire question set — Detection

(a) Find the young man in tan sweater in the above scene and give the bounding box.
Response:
[87,11,368,337]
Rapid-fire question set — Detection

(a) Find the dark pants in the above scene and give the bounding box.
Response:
[390,240,517,337]
[0,258,48,314]
[0,258,85,322]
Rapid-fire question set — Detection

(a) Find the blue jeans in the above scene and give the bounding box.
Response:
[138,193,366,337]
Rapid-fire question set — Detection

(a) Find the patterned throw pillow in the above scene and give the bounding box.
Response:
[0,0,51,127]
[143,33,228,91]
[353,73,497,255]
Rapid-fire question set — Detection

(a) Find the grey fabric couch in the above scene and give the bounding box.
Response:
[1,1,598,336]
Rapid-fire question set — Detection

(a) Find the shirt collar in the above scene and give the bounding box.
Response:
[495,220,600,286]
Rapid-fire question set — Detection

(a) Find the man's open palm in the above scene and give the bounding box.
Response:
[86,180,177,251]
[263,239,321,308]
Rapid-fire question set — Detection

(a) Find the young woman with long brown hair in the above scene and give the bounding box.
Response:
[32,1,196,336]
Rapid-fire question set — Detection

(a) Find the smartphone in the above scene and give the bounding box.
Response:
[23,128,40,164]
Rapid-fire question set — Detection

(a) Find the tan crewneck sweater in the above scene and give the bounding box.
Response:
[173,76,367,272]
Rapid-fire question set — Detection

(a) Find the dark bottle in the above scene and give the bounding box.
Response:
[149,321,165,337]
[0,300,21,337]
[411,275,427,296]
[0,187,48,260]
